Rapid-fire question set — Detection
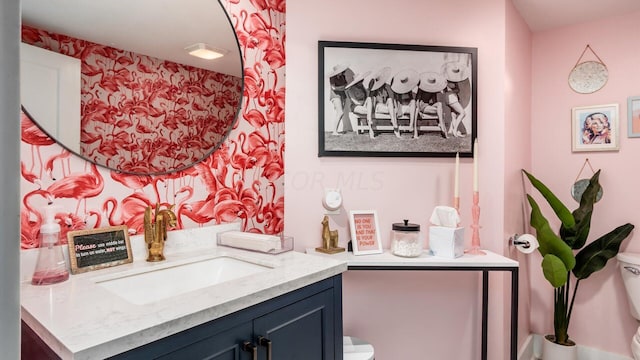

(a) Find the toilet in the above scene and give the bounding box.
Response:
[343,336,375,360]
[616,252,640,359]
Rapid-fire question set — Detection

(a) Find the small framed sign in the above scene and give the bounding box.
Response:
[348,210,382,255]
[67,225,133,274]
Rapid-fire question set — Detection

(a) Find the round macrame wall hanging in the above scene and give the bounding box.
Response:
[568,45,608,94]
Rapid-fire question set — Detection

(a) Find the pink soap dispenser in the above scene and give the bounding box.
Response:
[31,204,69,285]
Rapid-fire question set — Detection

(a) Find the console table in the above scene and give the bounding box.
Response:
[307,249,519,360]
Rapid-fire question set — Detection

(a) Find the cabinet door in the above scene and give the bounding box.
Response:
[113,321,253,360]
[253,289,335,360]
[21,321,62,360]
[157,320,253,360]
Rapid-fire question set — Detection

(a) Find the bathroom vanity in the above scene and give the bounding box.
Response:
[20,224,347,359]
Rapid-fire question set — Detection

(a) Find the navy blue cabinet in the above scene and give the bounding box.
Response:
[254,286,335,360]
[154,321,253,360]
[22,275,343,360]
[112,275,343,360]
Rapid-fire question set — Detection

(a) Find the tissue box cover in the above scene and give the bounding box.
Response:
[429,226,464,258]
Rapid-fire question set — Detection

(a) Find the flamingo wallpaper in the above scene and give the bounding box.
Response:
[20,0,286,249]
[22,25,242,175]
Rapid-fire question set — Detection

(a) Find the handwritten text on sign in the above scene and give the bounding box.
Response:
[74,238,127,258]
[354,213,378,250]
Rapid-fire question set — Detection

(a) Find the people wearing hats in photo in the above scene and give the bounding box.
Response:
[390,69,419,139]
[345,71,372,119]
[442,61,471,138]
[415,72,447,139]
[442,52,472,107]
[364,67,393,139]
[344,71,373,135]
[328,64,355,135]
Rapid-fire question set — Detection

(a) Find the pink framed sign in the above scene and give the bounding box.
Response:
[349,210,382,255]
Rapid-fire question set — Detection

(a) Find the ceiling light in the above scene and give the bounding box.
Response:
[184,43,227,60]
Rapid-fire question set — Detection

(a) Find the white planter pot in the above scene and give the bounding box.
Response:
[542,335,577,360]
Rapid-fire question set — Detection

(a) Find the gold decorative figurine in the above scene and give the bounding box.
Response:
[316,215,345,254]
[144,203,177,262]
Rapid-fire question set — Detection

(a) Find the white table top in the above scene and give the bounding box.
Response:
[306,248,519,269]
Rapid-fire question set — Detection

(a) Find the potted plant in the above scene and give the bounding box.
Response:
[522,169,634,358]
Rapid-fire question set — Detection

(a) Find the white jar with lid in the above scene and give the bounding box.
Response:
[390,219,422,257]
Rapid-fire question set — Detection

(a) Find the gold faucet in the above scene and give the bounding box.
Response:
[144,203,177,262]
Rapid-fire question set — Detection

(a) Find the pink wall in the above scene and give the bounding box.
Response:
[285,0,517,358]
[23,0,639,357]
[19,0,285,247]
[505,0,533,351]
[531,11,640,357]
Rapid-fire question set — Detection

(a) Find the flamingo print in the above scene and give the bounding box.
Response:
[21,161,41,188]
[21,111,55,179]
[20,2,286,250]
[179,193,217,226]
[55,212,87,243]
[47,163,104,215]
[21,189,53,249]
[110,171,153,192]
[44,149,71,180]
[103,193,153,234]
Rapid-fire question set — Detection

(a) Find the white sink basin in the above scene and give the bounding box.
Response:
[95,256,272,305]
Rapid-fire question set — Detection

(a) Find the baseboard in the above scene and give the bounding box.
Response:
[522,334,632,360]
[518,334,534,360]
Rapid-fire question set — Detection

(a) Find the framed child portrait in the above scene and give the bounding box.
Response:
[571,103,619,152]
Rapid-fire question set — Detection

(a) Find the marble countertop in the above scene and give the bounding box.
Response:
[21,225,347,360]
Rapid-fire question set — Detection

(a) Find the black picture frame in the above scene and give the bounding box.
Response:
[318,40,477,158]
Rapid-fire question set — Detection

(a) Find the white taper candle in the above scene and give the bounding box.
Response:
[473,139,479,192]
[454,152,460,197]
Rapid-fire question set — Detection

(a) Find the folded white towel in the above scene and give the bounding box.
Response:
[218,231,282,252]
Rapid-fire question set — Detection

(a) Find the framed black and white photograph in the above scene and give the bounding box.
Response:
[571,103,619,152]
[318,40,477,158]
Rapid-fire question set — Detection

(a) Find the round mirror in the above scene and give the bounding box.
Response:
[20,0,243,175]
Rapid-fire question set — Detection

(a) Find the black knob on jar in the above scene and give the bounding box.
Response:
[392,220,420,231]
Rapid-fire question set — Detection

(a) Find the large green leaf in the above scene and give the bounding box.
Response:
[560,211,592,249]
[561,171,601,249]
[527,195,576,271]
[523,170,575,229]
[542,254,569,287]
[573,171,601,224]
[573,223,635,280]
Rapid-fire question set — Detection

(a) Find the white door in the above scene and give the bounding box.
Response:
[20,42,81,154]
